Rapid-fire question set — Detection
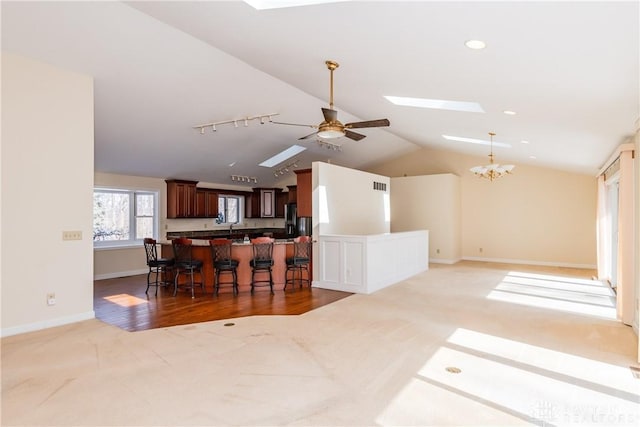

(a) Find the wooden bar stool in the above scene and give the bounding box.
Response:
[285,236,312,290]
[171,238,205,298]
[250,237,275,294]
[209,239,239,296]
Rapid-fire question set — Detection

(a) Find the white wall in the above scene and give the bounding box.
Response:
[391,174,461,263]
[1,53,95,336]
[313,162,390,236]
[368,147,597,268]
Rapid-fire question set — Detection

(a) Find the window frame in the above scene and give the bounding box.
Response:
[93,187,159,249]
[217,194,244,225]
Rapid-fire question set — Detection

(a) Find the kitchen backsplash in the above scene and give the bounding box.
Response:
[164,217,285,234]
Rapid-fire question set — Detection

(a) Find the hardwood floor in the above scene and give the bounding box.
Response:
[94,274,352,332]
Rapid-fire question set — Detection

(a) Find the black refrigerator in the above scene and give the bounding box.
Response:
[285,203,297,237]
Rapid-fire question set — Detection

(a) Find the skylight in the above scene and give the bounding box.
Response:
[384,96,484,113]
[442,134,511,148]
[244,0,348,10]
[259,145,306,167]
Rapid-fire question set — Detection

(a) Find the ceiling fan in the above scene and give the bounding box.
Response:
[273,60,390,141]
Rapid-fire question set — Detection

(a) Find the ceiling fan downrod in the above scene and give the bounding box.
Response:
[325,60,339,111]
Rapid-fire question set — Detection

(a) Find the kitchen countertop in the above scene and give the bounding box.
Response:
[166,228,286,240]
[158,239,293,247]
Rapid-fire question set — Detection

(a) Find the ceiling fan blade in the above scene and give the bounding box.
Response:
[345,118,390,129]
[344,130,366,141]
[271,121,316,128]
[298,131,318,140]
[322,108,338,122]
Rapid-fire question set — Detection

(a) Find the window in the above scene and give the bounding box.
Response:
[218,195,243,224]
[93,188,158,247]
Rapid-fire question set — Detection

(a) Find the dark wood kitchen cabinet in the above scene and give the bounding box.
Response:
[166,180,197,218]
[195,188,219,218]
[294,169,312,217]
[287,185,297,203]
[275,190,287,218]
[245,188,284,218]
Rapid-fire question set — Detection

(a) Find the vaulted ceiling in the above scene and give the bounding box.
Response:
[2,1,638,186]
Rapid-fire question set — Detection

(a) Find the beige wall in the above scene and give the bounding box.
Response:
[368,148,597,268]
[1,53,95,336]
[313,162,391,236]
[391,174,461,263]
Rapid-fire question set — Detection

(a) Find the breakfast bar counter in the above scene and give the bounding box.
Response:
[160,239,295,292]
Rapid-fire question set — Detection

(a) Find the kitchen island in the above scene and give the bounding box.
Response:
[161,239,296,293]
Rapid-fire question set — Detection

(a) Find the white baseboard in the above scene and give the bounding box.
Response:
[94,268,148,281]
[462,256,597,270]
[1,311,95,338]
[429,258,461,265]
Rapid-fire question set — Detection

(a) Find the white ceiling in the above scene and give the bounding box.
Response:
[2,1,638,186]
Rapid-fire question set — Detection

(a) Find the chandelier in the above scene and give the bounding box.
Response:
[469,132,515,181]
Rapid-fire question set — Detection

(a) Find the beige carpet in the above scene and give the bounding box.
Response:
[2,262,638,426]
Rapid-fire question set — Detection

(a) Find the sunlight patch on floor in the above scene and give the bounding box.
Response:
[487,271,616,320]
[376,328,639,426]
[103,293,149,307]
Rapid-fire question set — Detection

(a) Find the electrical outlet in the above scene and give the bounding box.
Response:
[204,223,208,228]
[62,231,82,241]
[436,249,440,254]
[47,293,56,306]
[479,247,483,253]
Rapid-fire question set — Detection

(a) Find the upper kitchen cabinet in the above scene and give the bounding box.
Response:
[166,180,197,218]
[245,188,284,218]
[287,185,297,203]
[275,190,288,218]
[195,188,219,218]
[294,169,312,217]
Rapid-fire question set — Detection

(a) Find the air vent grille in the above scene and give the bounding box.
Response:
[373,181,387,191]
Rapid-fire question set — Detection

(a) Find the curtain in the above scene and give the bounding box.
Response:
[596,174,610,282]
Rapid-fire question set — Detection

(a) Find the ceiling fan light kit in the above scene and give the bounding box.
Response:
[470,132,515,181]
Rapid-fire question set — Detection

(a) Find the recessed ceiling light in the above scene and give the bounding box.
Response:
[228,161,237,167]
[503,110,517,115]
[442,134,511,148]
[465,40,486,50]
[529,156,537,159]
[520,140,529,144]
[385,96,484,113]
[259,145,306,167]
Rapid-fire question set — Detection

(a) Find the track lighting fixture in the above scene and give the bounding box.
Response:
[230,174,257,184]
[274,159,300,177]
[315,138,342,151]
[193,113,279,134]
